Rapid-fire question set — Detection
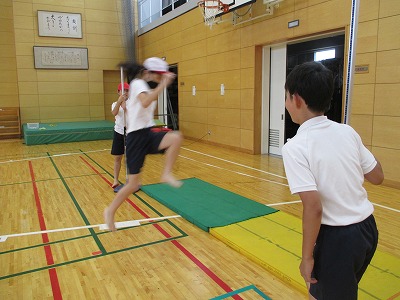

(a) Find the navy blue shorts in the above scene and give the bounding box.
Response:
[111,131,125,155]
[310,214,378,300]
[125,127,167,175]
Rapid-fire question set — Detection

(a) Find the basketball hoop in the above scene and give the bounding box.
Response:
[198,0,229,28]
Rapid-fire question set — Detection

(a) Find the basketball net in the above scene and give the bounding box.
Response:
[198,0,229,28]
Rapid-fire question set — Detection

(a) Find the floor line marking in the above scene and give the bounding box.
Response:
[29,161,62,300]
[0,149,109,164]
[180,155,289,187]
[182,147,287,179]
[80,155,243,299]
[267,200,302,206]
[0,215,181,242]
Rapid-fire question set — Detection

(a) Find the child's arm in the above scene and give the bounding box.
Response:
[298,190,322,285]
[364,160,384,185]
[112,95,127,116]
[138,73,176,108]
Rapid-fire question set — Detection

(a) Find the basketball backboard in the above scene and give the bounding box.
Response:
[218,0,255,16]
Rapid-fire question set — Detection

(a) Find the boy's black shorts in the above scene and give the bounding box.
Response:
[310,214,378,300]
[111,131,125,155]
[125,127,167,175]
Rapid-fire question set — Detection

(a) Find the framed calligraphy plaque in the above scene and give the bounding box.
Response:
[38,11,82,38]
[33,46,89,69]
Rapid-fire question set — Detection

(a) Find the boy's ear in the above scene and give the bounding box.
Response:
[293,93,304,108]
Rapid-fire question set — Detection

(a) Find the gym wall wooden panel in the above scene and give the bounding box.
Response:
[89,105,104,119]
[0,95,19,108]
[19,107,40,122]
[358,0,379,22]
[0,56,17,70]
[207,123,241,148]
[39,94,90,107]
[374,84,400,117]
[89,93,104,106]
[376,50,400,84]
[357,20,378,54]
[380,0,400,18]
[372,116,400,149]
[181,40,207,62]
[179,57,208,76]
[179,120,208,138]
[179,74,208,91]
[18,82,37,95]
[350,114,373,147]
[37,82,88,95]
[241,109,254,131]
[240,89,254,110]
[207,71,240,91]
[378,15,400,51]
[179,106,208,124]
[372,147,400,184]
[0,70,17,83]
[19,95,39,108]
[180,91,208,107]
[207,90,240,109]
[240,128,254,151]
[17,69,38,82]
[352,84,374,115]
[40,106,90,120]
[36,71,88,82]
[0,44,15,58]
[181,24,207,45]
[354,52,377,84]
[207,50,241,73]
[85,22,121,35]
[208,107,241,128]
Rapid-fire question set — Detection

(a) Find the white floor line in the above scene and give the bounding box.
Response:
[0,149,110,164]
[182,147,287,180]
[180,155,289,187]
[180,153,400,214]
[267,200,302,207]
[0,215,181,242]
[373,203,400,213]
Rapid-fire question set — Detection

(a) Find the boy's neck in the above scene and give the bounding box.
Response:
[298,110,324,125]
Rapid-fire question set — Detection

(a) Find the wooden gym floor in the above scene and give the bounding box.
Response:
[0,138,399,299]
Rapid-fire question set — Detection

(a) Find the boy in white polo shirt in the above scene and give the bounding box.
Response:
[282,61,384,299]
[104,57,183,232]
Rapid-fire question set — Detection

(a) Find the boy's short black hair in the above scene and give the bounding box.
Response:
[284,61,334,113]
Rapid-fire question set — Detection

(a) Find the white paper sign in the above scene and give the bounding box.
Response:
[38,11,82,38]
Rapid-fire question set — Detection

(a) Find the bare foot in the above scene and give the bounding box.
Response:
[161,174,183,188]
[103,207,116,232]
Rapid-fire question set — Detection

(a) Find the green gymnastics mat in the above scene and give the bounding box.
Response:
[141,178,277,231]
[23,121,115,145]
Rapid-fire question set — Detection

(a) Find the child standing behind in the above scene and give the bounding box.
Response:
[111,82,129,189]
[282,61,384,299]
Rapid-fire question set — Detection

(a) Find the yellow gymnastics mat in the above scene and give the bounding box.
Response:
[210,211,400,299]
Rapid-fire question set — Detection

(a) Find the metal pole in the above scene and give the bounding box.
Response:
[344,0,360,124]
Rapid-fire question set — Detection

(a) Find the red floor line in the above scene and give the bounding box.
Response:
[388,291,400,300]
[28,161,62,300]
[79,156,242,299]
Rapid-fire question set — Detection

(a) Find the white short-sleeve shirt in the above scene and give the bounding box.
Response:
[111,101,125,135]
[125,79,156,134]
[282,116,376,226]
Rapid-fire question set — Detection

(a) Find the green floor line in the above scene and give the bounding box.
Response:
[0,234,186,281]
[48,152,106,254]
[0,220,179,255]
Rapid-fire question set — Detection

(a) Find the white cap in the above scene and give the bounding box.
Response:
[143,57,169,73]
